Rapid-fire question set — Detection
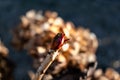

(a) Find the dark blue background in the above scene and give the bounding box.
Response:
[0,0,120,80]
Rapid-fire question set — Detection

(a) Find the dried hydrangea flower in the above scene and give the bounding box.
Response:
[0,40,14,80]
[12,10,100,80]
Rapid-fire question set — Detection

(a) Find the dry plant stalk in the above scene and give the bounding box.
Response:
[34,50,58,80]
[34,33,69,80]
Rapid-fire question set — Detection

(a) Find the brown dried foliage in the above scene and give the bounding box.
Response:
[12,10,120,80]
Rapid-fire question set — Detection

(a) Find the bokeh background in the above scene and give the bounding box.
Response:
[0,0,120,80]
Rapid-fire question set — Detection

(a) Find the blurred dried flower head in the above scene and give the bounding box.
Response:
[0,40,14,80]
[0,40,8,57]
[12,10,99,79]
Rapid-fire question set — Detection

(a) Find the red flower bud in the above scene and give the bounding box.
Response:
[51,33,68,51]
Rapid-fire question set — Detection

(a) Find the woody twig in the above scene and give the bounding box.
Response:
[34,33,69,80]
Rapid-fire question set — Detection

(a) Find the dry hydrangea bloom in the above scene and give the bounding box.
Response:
[0,40,14,80]
[0,40,8,57]
[12,10,100,79]
[12,10,120,80]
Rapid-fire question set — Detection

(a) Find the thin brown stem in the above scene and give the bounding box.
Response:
[34,50,59,80]
[34,33,68,80]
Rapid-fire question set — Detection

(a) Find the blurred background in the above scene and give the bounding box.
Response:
[0,0,120,80]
